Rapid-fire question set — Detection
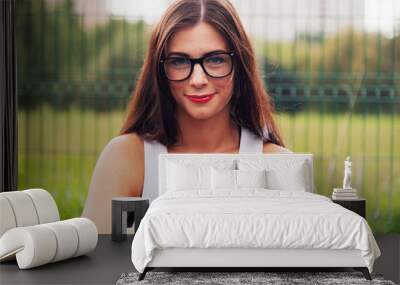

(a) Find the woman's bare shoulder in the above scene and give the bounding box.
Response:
[262,142,293,154]
[107,133,144,158]
[82,133,144,233]
[92,133,145,195]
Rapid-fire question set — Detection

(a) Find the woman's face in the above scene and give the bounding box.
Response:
[165,22,234,121]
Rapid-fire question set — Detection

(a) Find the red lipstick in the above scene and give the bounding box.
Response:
[185,93,215,103]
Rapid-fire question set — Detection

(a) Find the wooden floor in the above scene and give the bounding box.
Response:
[374,234,400,284]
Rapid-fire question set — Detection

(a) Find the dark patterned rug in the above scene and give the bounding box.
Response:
[116,271,396,285]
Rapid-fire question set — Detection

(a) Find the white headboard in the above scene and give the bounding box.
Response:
[159,153,314,195]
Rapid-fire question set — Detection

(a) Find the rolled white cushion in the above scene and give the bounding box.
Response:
[0,218,98,269]
[0,226,57,269]
[23,189,60,223]
[42,221,79,262]
[63,218,98,257]
[0,196,17,237]
[0,191,39,227]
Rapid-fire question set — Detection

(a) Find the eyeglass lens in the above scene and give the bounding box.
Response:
[163,53,233,81]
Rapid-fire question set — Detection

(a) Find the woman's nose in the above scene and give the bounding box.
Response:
[189,64,208,87]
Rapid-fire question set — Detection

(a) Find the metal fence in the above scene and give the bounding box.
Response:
[17,0,399,233]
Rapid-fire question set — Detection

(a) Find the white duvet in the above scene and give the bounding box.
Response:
[131,189,380,273]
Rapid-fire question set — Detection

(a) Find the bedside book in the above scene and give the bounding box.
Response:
[332,188,358,199]
[333,187,357,191]
[332,195,358,200]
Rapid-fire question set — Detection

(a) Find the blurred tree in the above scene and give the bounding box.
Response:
[17,0,149,111]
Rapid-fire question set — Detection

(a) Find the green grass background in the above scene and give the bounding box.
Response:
[18,105,400,234]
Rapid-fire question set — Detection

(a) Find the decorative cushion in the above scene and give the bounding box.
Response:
[166,159,237,192]
[24,189,60,224]
[236,169,267,189]
[0,189,60,237]
[166,162,211,191]
[264,162,307,191]
[211,168,268,190]
[0,196,16,237]
[42,221,79,262]
[265,168,305,191]
[0,189,98,270]
[211,168,236,190]
[64,218,98,257]
[0,191,40,227]
[238,159,308,191]
[0,218,97,269]
[160,154,313,193]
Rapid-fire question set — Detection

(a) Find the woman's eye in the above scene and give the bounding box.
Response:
[169,58,189,67]
[205,56,225,64]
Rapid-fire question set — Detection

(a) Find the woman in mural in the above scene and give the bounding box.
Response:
[83,0,291,233]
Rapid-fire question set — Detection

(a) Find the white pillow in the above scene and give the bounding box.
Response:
[266,164,307,191]
[166,162,211,191]
[211,168,236,190]
[211,168,268,190]
[238,159,308,191]
[236,169,267,189]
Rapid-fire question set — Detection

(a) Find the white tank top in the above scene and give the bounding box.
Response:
[142,128,263,202]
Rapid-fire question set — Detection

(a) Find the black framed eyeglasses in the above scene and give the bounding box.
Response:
[160,51,235,81]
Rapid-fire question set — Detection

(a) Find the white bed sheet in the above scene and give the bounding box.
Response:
[131,189,380,273]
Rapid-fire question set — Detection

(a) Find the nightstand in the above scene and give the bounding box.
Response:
[112,197,149,242]
[332,198,366,218]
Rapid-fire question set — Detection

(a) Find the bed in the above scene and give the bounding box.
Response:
[131,153,381,281]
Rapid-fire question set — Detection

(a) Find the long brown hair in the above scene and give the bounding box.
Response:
[120,0,285,147]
